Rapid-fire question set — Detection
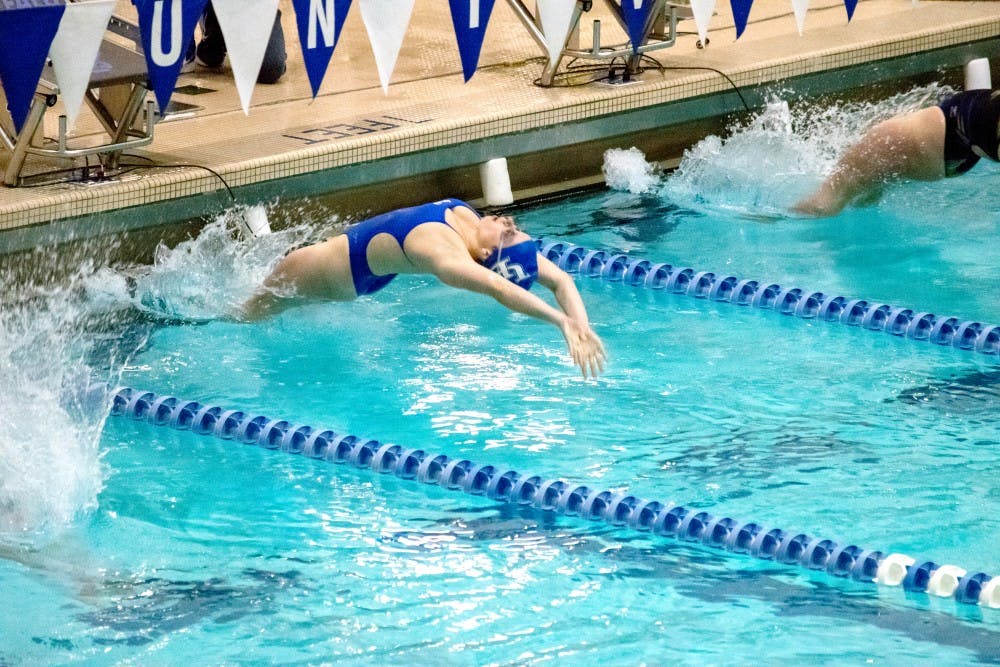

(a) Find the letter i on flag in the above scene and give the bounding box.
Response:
[448,0,496,81]
[0,1,66,133]
[133,0,209,114]
[622,0,654,54]
[291,0,352,97]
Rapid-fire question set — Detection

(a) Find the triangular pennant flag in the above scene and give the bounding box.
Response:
[791,0,809,35]
[690,0,715,48]
[211,0,281,114]
[448,0,497,81]
[134,0,209,114]
[0,2,66,133]
[621,0,654,55]
[844,0,858,21]
[291,0,352,97]
[730,0,753,39]
[536,0,576,68]
[358,0,415,93]
[49,0,116,130]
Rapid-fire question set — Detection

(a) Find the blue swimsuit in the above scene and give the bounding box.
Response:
[344,199,470,295]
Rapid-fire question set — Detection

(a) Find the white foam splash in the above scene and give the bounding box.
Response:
[92,206,321,322]
[602,147,661,195]
[661,84,955,218]
[0,203,321,543]
[0,269,113,542]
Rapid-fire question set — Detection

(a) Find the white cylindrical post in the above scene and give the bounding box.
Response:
[479,158,514,207]
[965,58,991,90]
[242,204,271,237]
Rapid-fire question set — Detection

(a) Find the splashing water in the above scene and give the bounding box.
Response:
[602,84,956,219]
[602,147,660,194]
[0,265,115,541]
[661,99,821,217]
[0,204,321,542]
[93,207,325,322]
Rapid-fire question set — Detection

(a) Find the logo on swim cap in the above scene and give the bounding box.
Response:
[484,240,538,290]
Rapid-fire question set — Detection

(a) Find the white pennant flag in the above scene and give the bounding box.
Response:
[791,0,809,35]
[212,0,281,114]
[689,0,715,48]
[359,0,416,94]
[536,0,576,68]
[48,0,115,130]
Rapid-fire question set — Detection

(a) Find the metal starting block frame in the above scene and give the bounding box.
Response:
[0,16,154,187]
[506,0,692,86]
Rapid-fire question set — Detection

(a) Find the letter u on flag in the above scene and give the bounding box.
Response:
[133,0,209,114]
[0,1,66,133]
[291,0,352,97]
[449,0,496,81]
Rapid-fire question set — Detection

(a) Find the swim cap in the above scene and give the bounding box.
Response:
[484,239,538,290]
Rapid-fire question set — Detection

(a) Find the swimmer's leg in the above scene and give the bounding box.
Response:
[793,107,945,217]
[234,289,285,322]
[233,239,356,321]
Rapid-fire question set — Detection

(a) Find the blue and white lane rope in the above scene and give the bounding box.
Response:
[536,240,1000,357]
[110,386,1000,608]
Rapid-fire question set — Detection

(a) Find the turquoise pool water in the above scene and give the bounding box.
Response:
[1,86,998,665]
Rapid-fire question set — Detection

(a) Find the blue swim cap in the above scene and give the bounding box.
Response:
[484,239,538,290]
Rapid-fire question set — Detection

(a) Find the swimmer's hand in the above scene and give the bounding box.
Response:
[561,319,606,379]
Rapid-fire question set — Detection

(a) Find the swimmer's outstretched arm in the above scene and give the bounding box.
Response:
[535,255,606,379]
[432,255,606,379]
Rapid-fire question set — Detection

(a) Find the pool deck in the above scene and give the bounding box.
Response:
[1,0,999,252]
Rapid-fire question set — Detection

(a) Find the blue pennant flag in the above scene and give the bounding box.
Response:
[730,0,753,39]
[621,0,654,54]
[844,0,858,21]
[448,0,496,81]
[291,0,352,97]
[0,1,67,133]
[132,0,208,113]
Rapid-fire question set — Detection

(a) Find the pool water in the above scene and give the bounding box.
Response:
[2,86,999,665]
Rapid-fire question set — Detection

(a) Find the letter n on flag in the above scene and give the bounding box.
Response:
[0,1,66,133]
[133,0,209,114]
[449,0,496,82]
[291,0,352,97]
[621,0,654,54]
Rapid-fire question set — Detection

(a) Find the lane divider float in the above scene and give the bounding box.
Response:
[110,386,999,609]
[536,239,1000,356]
